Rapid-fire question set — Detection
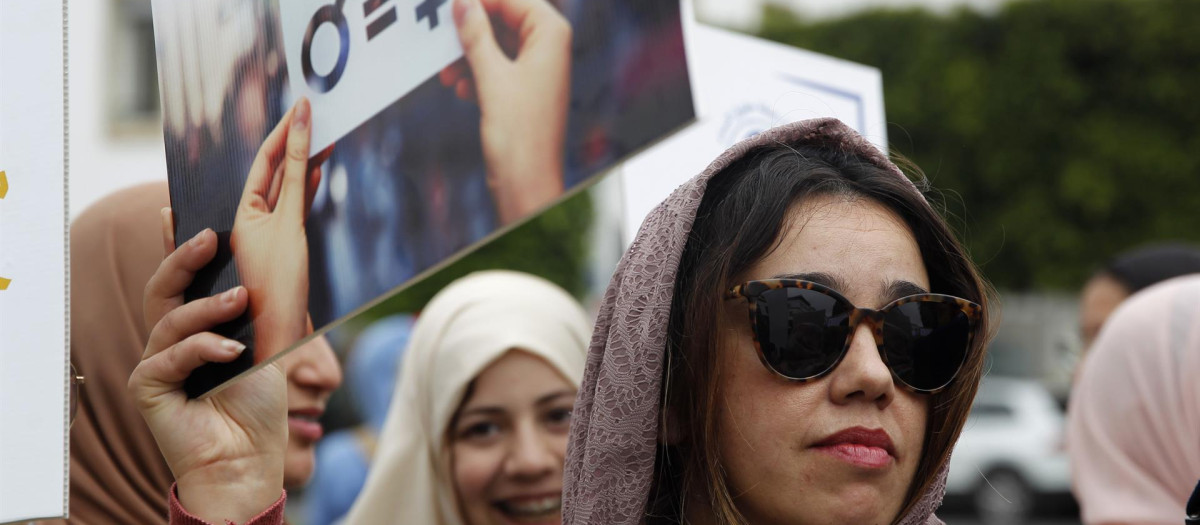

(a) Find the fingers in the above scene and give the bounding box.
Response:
[276,97,312,217]
[311,144,334,167]
[267,161,286,211]
[143,228,219,332]
[439,59,470,87]
[452,0,506,84]
[145,286,249,360]
[161,207,176,257]
[441,61,478,102]
[130,331,246,400]
[480,0,571,59]
[243,105,297,211]
[455,77,478,102]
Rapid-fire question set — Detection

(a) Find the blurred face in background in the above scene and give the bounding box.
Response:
[1078,272,1130,351]
[450,350,576,525]
[281,335,343,487]
[711,195,930,525]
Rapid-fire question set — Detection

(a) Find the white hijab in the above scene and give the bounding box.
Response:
[345,270,591,524]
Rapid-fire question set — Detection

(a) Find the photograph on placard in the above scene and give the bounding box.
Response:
[149,0,693,394]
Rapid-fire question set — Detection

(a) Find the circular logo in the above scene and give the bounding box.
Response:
[301,0,351,93]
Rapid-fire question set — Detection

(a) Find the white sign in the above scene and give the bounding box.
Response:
[619,21,887,245]
[0,2,68,523]
[280,0,463,156]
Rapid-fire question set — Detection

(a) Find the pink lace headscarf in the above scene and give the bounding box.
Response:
[1068,275,1200,524]
[563,118,949,524]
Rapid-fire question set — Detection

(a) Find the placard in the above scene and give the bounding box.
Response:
[279,0,462,154]
[0,2,68,522]
[151,0,694,395]
[620,21,886,245]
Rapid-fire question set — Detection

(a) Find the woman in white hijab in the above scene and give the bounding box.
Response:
[345,269,590,524]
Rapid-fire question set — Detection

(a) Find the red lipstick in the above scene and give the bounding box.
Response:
[812,427,895,469]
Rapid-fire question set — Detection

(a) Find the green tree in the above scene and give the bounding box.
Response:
[760,0,1200,290]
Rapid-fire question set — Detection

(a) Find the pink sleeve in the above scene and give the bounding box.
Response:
[167,483,287,525]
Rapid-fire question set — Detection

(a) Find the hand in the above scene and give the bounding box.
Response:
[440,0,571,224]
[131,224,286,524]
[229,98,330,360]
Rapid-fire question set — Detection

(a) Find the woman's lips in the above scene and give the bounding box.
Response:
[812,426,896,469]
[492,494,562,524]
[814,443,893,468]
[287,410,324,441]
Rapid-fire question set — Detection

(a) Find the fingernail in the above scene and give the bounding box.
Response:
[188,229,208,247]
[292,98,310,131]
[221,339,246,355]
[222,286,243,303]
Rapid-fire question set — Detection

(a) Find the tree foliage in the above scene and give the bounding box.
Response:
[760,0,1200,290]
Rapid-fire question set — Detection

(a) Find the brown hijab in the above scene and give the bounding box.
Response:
[53,182,174,523]
[562,118,950,524]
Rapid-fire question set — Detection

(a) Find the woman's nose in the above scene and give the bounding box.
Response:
[828,321,894,408]
[287,335,343,393]
[503,424,557,481]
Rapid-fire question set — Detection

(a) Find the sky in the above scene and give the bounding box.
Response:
[693,0,1015,29]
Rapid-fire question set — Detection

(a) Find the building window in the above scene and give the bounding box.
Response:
[108,0,160,135]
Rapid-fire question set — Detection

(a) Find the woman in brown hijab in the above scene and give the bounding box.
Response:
[54,181,341,524]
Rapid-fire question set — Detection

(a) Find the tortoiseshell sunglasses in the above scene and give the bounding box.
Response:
[726,279,982,394]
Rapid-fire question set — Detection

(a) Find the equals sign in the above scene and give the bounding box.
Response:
[363,0,398,40]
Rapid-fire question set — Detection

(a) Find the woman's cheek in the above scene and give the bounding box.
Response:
[547,429,570,460]
[893,389,929,469]
[454,445,503,508]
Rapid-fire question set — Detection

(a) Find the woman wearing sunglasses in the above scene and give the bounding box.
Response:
[563,118,994,524]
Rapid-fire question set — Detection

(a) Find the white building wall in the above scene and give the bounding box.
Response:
[68,0,167,219]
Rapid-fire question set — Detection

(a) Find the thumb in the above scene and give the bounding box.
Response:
[452,0,505,84]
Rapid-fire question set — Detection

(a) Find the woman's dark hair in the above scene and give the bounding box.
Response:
[1102,243,1200,294]
[647,144,994,524]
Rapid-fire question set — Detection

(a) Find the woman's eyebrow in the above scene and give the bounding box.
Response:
[536,390,576,405]
[771,272,928,305]
[771,271,848,292]
[883,279,929,303]
[459,390,575,417]
[458,406,506,418]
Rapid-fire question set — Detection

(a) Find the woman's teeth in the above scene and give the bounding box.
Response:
[495,496,562,521]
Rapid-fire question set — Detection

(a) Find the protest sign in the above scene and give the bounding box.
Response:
[0,2,68,522]
[151,0,694,395]
[620,22,886,245]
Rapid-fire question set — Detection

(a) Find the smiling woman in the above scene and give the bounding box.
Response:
[450,351,578,524]
[563,118,994,525]
[344,270,591,525]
